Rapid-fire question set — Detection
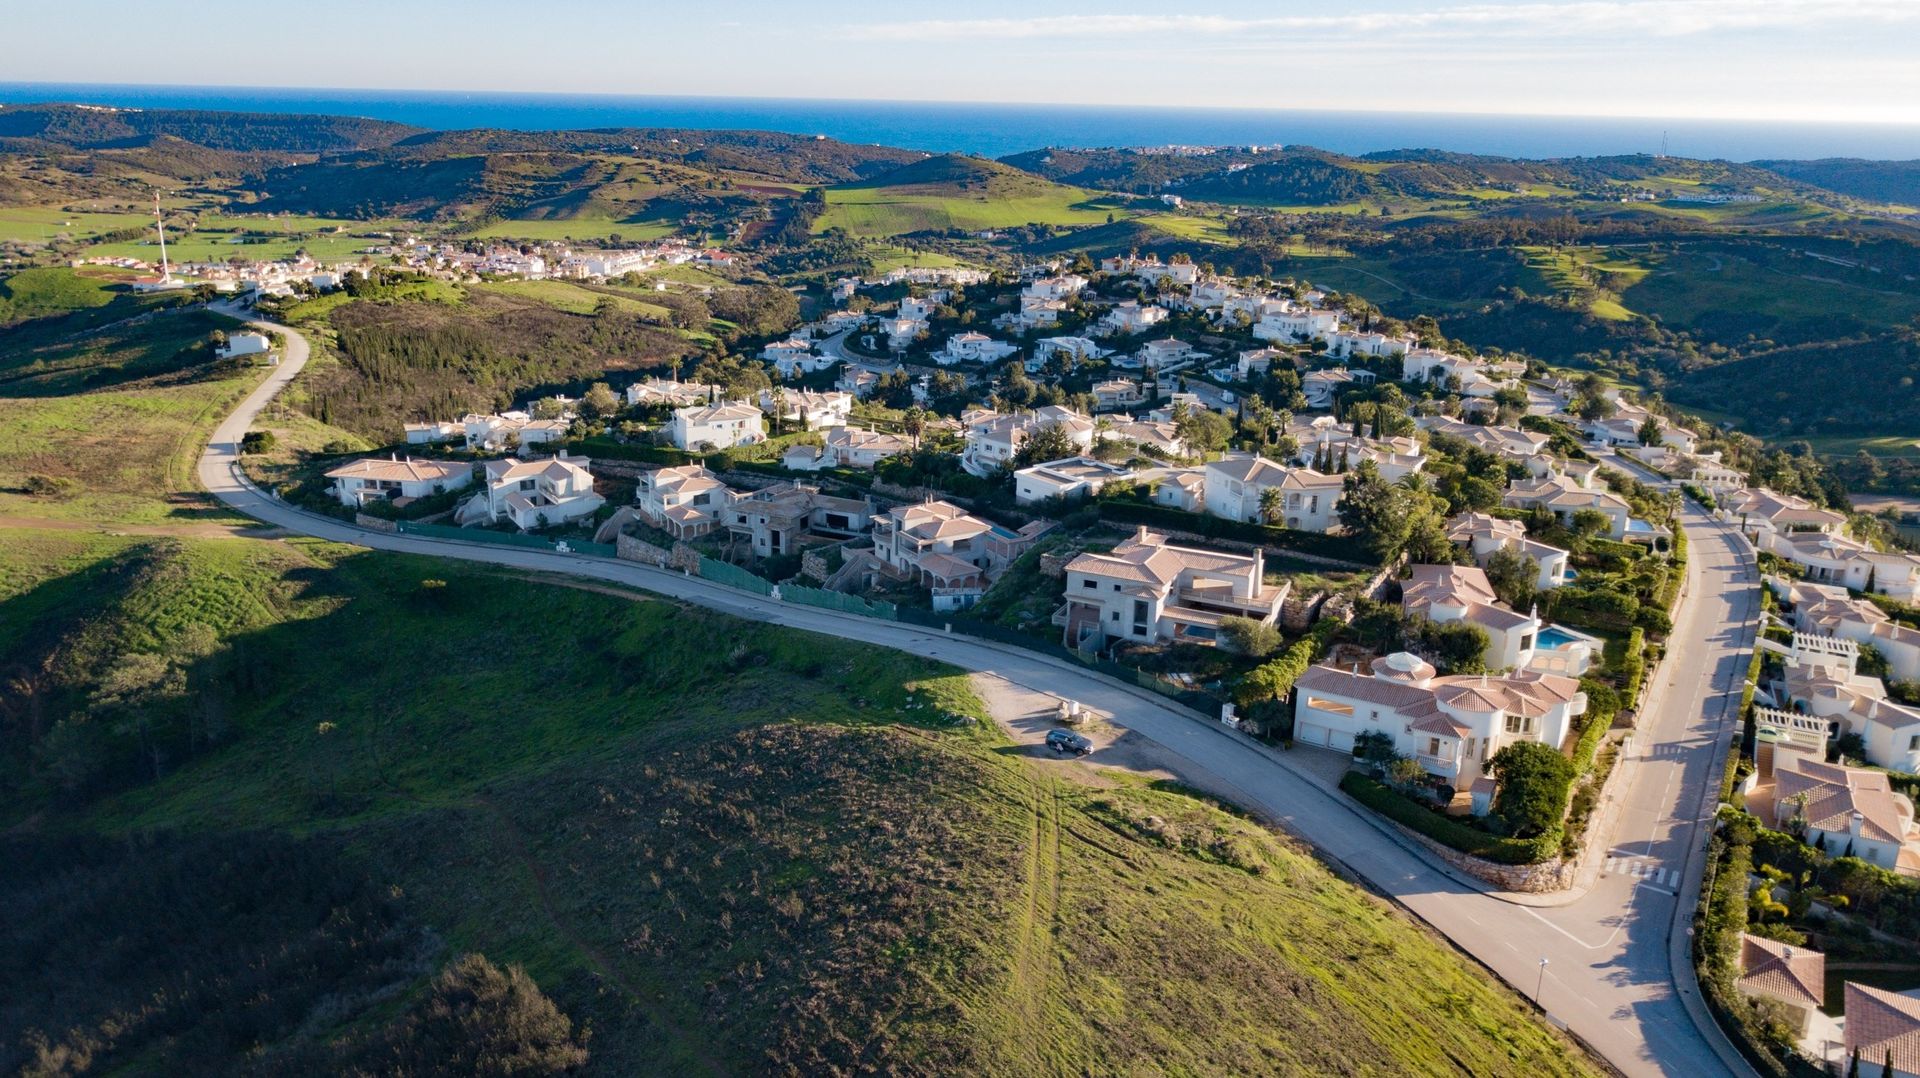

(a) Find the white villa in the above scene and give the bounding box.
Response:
[1202,453,1344,532]
[1777,578,1920,685]
[219,332,272,359]
[626,378,722,409]
[1101,301,1169,335]
[960,406,1096,478]
[870,500,1007,606]
[1326,329,1414,359]
[668,402,766,451]
[1029,336,1106,369]
[326,456,473,507]
[635,464,730,538]
[1236,347,1286,380]
[1292,653,1587,789]
[1417,416,1551,467]
[1756,743,1920,875]
[782,425,914,471]
[758,388,854,430]
[1253,306,1342,344]
[1766,635,1920,774]
[1762,531,1920,604]
[1091,378,1145,411]
[403,421,464,445]
[1735,937,1825,1038]
[466,453,604,531]
[1057,527,1288,649]
[1844,983,1920,1076]
[1302,368,1373,409]
[1024,273,1088,301]
[934,331,1017,366]
[1401,564,1543,672]
[1446,512,1571,591]
[1013,456,1133,505]
[761,338,832,377]
[1503,473,1633,540]
[1293,431,1426,482]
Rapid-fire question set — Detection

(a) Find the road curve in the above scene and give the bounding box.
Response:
[200,311,1756,1077]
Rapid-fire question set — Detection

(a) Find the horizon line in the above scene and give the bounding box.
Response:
[5,79,1920,135]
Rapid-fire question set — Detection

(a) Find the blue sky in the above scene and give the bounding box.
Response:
[6,0,1917,123]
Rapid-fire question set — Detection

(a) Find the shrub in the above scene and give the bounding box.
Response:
[1218,616,1282,658]
[240,430,278,455]
[1340,773,1556,864]
[1488,741,1575,839]
[1232,638,1316,709]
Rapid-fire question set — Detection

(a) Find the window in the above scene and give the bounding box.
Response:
[1427,738,1442,757]
[1504,715,1534,734]
[1910,734,1919,752]
[1081,578,1097,590]
[1304,696,1356,717]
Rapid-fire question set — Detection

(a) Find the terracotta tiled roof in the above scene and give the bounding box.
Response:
[1737,936,1823,1010]
[327,457,469,484]
[1846,982,1920,1074]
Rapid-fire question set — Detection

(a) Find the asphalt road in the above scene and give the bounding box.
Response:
[200,311,1758,1077]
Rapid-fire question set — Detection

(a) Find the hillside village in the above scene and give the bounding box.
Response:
[47,178,1920,1078]
[275,243,1920,980]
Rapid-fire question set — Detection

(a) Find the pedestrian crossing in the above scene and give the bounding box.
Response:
[1604,856,1681,889]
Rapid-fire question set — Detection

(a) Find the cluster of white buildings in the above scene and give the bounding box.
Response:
[326,451,604,532]
[1722,488,1920,603]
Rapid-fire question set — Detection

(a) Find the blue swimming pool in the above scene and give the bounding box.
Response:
[1536,624,1594,650]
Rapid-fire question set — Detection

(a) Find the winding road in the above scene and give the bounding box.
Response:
[200,310,1760,1077]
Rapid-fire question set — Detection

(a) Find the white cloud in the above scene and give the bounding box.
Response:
[848,1,1920,42]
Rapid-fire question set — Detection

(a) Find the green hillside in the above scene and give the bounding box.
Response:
[817,154,1125,237]
[0,532,1599,1076]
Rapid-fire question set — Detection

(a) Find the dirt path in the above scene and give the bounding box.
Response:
[0,514,291,540]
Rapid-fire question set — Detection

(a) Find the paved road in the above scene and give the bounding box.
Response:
[200,312,1757,1077]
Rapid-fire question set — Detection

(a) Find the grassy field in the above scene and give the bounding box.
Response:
[1619,243,1920,334]
[477,278,673,318]
[463,217,678,242]
[1139,212,1234,244]
[0,204,155,245]
[816,185,1125,237]
[0,529,1600,1076]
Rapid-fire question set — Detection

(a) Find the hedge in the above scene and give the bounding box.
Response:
[1094,498,1378,565]
[1618,627,1647,710]
[1339,773,1558,865]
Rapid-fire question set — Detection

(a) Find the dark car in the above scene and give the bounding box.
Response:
[1045,729,1093,756]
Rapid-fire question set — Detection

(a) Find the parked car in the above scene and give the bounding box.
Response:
[1045,729,1093,756]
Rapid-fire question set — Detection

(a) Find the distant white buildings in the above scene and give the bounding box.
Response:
[782,426,914,471]
[626,378,722,409]
[761,338,834,377]
[758,388,853,430]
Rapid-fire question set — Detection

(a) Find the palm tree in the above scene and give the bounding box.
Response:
[1258,486,1285,526]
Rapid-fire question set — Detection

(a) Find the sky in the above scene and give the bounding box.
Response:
[5,0,1918,124]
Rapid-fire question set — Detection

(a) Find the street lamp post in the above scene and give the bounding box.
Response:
[1535,956,1550,1005]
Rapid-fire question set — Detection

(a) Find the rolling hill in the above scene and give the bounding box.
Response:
[816,154,1123,237]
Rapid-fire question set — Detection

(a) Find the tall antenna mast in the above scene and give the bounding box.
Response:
[153,192,171,283]
[1658,130,1668,159]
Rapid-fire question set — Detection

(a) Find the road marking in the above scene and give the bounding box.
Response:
[1523,907,1625,950]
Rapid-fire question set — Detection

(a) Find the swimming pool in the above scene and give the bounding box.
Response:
[1536,624,1598,650]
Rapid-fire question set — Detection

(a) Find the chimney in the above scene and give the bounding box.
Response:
[1850,811,1864,837]
[1136,525,1150,542]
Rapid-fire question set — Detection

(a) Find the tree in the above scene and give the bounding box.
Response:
[579,382,620,421]
[1482,544,1540,612]
[903,406,926,446]
[530,397,568,421]
[1218,616,1282,659]
[1258,486,1285,526]
[1014,422,1076,467]
[1570,508,1611,539]
[1175,408,1232,454]
[1487,741,1574,838]
[1338,460,1415,561]
[1636,415,1664,447]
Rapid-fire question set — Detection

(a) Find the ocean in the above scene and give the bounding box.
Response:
[4,82,1919,162]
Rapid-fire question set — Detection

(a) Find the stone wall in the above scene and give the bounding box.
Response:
[616,533,670,567]
[354,513,398,533]
[667,542,702,574]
